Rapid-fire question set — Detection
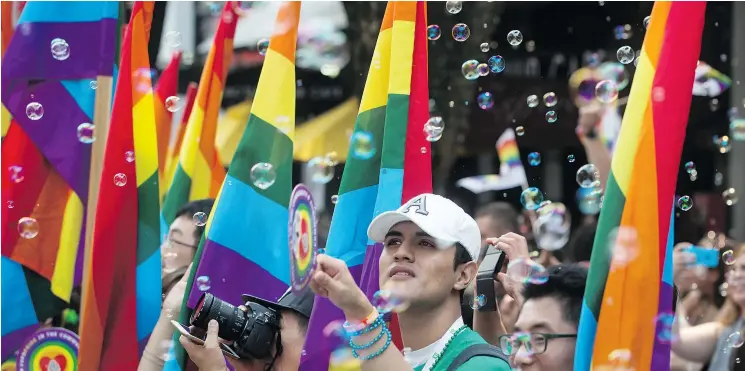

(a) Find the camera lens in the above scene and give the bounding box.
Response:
[190,293,247,341]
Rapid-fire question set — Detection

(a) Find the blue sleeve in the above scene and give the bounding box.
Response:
[456,355,512,370]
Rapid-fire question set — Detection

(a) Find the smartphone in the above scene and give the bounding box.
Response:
[170,320,240,359]
[683,246,720,268]
[475,245,507,312]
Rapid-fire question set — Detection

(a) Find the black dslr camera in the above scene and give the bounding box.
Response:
[189,293,282,360]
[475,244,507,312]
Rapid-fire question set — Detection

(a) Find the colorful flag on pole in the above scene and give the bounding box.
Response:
[154,51,182,199]
[78,2,160,369]
[164,82,198,193]
[160,2,234,226]
[455,128,528,193]
[301,2,431,369]
[574,3,706,371]
[164,2,301,370]
[0,1,118,362]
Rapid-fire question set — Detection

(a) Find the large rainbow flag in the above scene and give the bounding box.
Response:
[78,2,161,369]
[0,1,118,361]
[164,82,198,193]
[160,2,233,226]
[164,3,301,370]
[301,2,431,369]
[574,2,706,370]
[154,50,182,199]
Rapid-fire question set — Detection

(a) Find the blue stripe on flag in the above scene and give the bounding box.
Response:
[136,250,162,341]
[327,184,380,267]
[573,301,597,371]
[662,205,675,286]
[1,257,38,335]
[60,80,95,120]
[18,1,119,24]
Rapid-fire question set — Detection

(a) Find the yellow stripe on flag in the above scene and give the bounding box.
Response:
[50,192,83,301]
[133,94,159,186]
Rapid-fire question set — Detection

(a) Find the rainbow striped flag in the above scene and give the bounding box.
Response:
[164,3,301,370]
[78,2,160,369]
[160,2,234,226]
[496,128,524,175]
[0,1,118,362]
[164,82,198,193]
[154,51,182,200]
[574,3,706,371]
[301,2,431,369]
[1,1,25,139]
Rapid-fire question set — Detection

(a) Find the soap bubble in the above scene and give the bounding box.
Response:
[193,212,208,226]
[17,217,40,239]
[196,276,212,291]
[307,156,335,184]
[487,55,505,73]
[26,102,44,120]
[545,111,558,123]
[250,163,277,190]
[576,164,600,188]
[165,96,181,112]
[8,165,24,184]
[113,173,128,187]
[350,131,376,160]
[515,126,525,136]
[461,59,480,80]
[257,38,270,56]
[50,38,70,61]
[507,258,548,284]
[595,80,619,103]
[480,43,490,53]
[477,92,494,110]
[445,1,462,14]
[543,92,557,107]
[76,123,95,144]
[677,195,693,211]
[617,46,635,64]
[527,152,541,166]
[526,95,539,108]
[424,116,445,142]
[723,188,738,206]
[372,289,409,314]
[470,294,486,310]
[507,30,523,46]
[452,23,470,42]
[520,187,544,210]
[427,25,441,40]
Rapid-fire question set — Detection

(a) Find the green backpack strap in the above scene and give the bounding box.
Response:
[445,343,510,371]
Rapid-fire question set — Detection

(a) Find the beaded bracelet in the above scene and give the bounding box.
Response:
[349,323,387,350]
[343,309,379,333]
[351,326,391,361]
[346,316,383,337]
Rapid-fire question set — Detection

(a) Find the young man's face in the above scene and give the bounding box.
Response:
[378,221,469,311]
[161,215,198,275]
[511,296,577,371]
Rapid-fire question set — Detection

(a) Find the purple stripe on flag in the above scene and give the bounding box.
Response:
[73,222,87,286]
[1,324,38,361]
[1,81,92,201]
[1,19,118,83]
[300,264,364,370]
[650,282,673,370]
[188,239,288,308]
[360,243,384,299]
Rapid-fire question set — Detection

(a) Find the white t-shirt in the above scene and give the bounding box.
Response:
[403,318,465,369]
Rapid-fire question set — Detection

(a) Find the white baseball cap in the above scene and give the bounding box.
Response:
[367,193,481,261]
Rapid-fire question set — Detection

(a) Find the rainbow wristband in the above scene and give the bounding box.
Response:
[346,316,383,337]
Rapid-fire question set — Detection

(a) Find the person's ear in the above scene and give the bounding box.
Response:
[454,261,478,291]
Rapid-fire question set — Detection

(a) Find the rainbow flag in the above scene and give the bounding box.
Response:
[154,51,182,199]
[164,82,198,192]
[496,128,524,174]
[574,3,706,371]
[78,2,160,369]
[0,1,118,362]
[1,1,25,139]
[160,2,233,226]
[301,2,431,369]
[164,3,301,370]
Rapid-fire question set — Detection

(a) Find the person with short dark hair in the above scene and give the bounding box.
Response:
[161,199,215,279]
[474,202,520,255]
[563,220,596,265]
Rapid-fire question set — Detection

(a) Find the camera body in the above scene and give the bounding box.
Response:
[475,245,507,312]
[191,293,282,359]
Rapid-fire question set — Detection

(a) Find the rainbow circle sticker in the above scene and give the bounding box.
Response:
[17,327,79,371]
[288,184,318,294]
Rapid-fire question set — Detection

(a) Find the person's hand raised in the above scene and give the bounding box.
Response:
[485,232,531,262]
[180,320,229,371]
[310,254,374,321]
[672,242,697,291]
[577,101,604,137]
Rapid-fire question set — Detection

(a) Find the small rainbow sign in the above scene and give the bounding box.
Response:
[288,184,318,294]
[17,328,79,371]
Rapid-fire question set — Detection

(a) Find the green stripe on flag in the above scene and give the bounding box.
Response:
[338,106,388,194]
[137,172,162,265]
[162,165,193,225]
[380,94,409,170]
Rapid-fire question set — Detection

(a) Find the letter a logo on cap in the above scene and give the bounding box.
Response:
[402,195,429,216]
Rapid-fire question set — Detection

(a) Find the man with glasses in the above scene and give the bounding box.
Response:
[499,264,585,371]
[161,198,215,277]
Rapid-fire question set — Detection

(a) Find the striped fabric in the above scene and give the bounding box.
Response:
[496,128,524,173]
[164,82,198,194]
[0,1,118,362]
[574,3,706,371]
[154,51,182,200]
[1,1,25,139]
[160,2,234,226]
[301,2,431,369]
[164,3,301,370]
[78,2,161,369]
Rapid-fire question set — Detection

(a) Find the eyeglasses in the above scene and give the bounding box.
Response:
[498,332,577,356]
[165,236,197,249]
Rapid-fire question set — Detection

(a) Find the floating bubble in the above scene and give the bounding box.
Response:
[26,102,44,120]
[445,1,462,14]
[616,46,635,64]
[595,80,619,103]
[507,30,523,46]
[613,24,633,40]
[470,294,486,310]
[196,276,212,291]
[480,43,490,52]
[307,156,335,184]
[250,162,277,190]
[567,154,575,163]
[526,95,539,108]
[477,63,490,77]
[598,62,630,91]
[165,308,174,318]
[520,187,544,211]
[545,111,558,123]
[534,202,571,251]
[576,164,600,188]
[461,59,480,80]
[113,173,127,187]
[527,152,541,166]
[193,212,208,226]
[728,331,745,348]
[643,16,651,29]
[684,161,696,174]
[424,116,445,142]
[507,258,548,284]
[487,55,505,73]
[677,195,693,211]
[426,25,441,40]
[372,289,408,314]
[577,187,604,215]
[257,38,270,56]
[165,31,182,47]
[608,349,633,365]
[331,195,339,204]
[350,131,376,160]
[76,123,95,144]
[731,120,745,141]
[714,135,731,154]
[8,165,24,184]
[609,226,639,268]
[723,188,738,206]
[723,249,736,265]
[90,80,98,90]
[516,126,525,136]
[17,217,39,239]
[125,150,135,163]
[543,92,557,107]
[477,92,494,110]
[50,38,70,61]
[165,96,180,112]
[452,23,470,42]
[7,201,14,209]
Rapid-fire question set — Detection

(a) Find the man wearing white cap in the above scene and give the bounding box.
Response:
[310,194,512,370]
